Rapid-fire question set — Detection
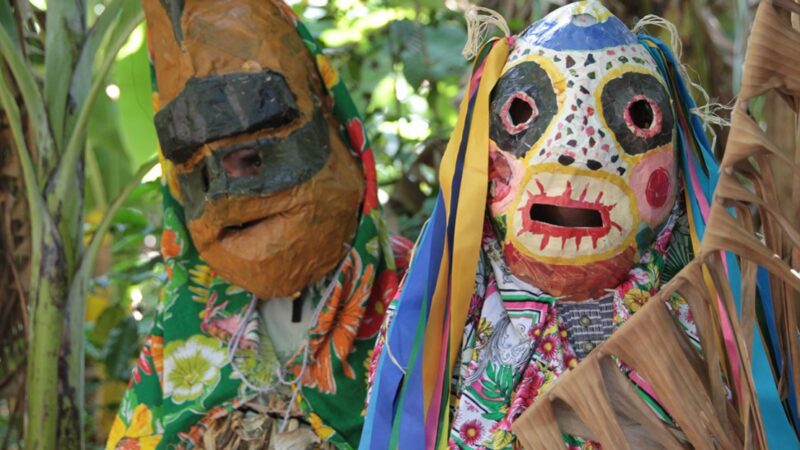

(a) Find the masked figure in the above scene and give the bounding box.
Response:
[362,2,716,449]
[107,1,410,448]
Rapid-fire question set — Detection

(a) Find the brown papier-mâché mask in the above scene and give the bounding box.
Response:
[144,0,364,299]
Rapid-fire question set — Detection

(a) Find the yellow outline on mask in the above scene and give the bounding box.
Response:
[593,64,674,168]
[504,162,639,266]
[574,1,613,21]
[153,92,183,203]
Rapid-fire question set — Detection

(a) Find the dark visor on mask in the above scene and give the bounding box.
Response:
[177,108,331,221]
[154,71,299,164]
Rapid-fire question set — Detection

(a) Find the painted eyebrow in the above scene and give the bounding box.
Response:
[154,71,299,164]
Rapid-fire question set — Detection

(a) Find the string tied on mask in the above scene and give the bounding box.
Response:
[633,14,732,150]
[462,6,511,60]
[226,255,346,433]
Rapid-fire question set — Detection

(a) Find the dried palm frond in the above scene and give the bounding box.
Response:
[512,1,799,448]
[202,408,334,450]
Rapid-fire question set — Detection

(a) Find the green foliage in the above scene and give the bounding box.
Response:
[295,0,473,239]
[0,0,151,447]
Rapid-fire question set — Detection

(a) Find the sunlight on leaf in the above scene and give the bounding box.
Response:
[28,0,46,10]
[118,23,145,60]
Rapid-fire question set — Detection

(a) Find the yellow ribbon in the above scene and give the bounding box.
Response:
[420,38,511,438]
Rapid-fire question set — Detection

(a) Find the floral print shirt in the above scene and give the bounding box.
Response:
[445,204,695,449]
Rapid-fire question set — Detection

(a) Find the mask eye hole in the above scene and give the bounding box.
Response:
[600,72,673,156]
[502,93,539,135]
[223,147,263,178]
[624,95,661,138]
[490,60,557,158]
[201,164,211,192]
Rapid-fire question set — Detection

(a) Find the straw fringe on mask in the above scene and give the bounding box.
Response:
[462,6,511,60]
[634,14,733,149]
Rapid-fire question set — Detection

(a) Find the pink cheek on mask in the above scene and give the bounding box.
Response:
[630,149,676,227]
[488,146,523,216]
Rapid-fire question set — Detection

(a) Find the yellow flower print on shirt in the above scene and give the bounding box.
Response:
[623,288,651,313]
[315,54,339,90]
[106,404,162,450]
[163,335,226,403]
[309,412,336,441]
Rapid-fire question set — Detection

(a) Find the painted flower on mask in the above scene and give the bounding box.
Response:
[163,335,226,404]
[106,404,162,450]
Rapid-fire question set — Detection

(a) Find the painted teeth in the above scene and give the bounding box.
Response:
[534,176,603,205]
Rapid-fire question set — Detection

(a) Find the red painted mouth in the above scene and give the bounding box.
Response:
[519,179,622,251]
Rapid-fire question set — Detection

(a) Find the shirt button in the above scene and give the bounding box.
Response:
[579,315,592,327]
[583,342,595,353]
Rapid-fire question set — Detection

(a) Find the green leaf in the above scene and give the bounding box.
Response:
[402,51,427,90]
[51,5,145,217]
[112,207,147,228]
[86,93,134,209]
[90,304,127,347]
[112,24,158,167]
[70,0,125,125]
[110,232,149,254]
[391,20,467,90]
[103,317,140,380]
[424,25,468,81]
[124,180,161,204]
[0,2,21,50]
[44,0,86,148]
[354,38,393,113]
[0,17,56,186]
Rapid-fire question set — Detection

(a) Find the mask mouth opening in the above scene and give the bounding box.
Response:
[529,203,604,228]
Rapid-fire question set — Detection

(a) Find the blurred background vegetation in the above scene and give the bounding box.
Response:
[0,0,757,448]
